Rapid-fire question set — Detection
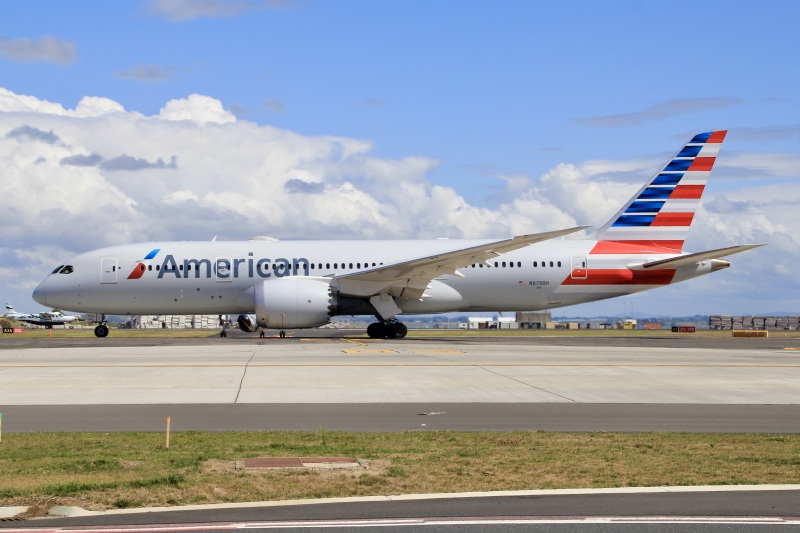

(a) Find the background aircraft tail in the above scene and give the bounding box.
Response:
[592,131,727,252]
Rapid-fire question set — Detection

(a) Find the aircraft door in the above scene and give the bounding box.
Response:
[101,258,118,284]
[571,254,588,280]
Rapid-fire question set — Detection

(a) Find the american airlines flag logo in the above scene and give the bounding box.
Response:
[127,248,161,280]
[611,130,726,229]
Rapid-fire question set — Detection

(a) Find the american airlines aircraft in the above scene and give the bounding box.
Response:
[33,130,761,338]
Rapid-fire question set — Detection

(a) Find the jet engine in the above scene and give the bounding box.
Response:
[236,314,258,332]
[254,277,336,329]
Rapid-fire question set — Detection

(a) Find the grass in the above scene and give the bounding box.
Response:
[1,431,799,514]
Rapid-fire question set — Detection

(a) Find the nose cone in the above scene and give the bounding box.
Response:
[32,279,49,307]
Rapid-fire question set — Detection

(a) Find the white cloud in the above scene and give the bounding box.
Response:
[574,97,743,127]
[146,0,296,21]
[158,94,236,124]
[1,87,797,315]
[0,35,77,65]
[117,64,176,82]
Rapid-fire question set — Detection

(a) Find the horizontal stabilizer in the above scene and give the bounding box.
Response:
[641,244,764,269]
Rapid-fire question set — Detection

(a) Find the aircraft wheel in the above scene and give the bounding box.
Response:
[259,330,265,338]
[279,330,286,338]
[392,322,408,339]
[94,325,109,338]
[220,330,227,338]
[367,322,384,339]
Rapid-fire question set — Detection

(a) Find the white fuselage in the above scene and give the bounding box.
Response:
[32,238,715,318]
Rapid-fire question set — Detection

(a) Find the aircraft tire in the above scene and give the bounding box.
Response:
[367,322,384,339]
[392,322,408,338]
[94,325,109,338]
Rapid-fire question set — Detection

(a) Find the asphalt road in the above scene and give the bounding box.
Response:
[3,403,800,433]
[3,489,799,531]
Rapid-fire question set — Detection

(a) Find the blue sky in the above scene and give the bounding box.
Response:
[1,0,799,318]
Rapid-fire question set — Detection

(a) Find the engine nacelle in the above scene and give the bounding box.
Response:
[237,314,257,332]
[254,277,335,329]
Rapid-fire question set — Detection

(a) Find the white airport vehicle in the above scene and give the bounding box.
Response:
[32,131,761,338]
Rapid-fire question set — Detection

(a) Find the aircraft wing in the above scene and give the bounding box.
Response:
[641,244,765,269]
[335,226,588,300]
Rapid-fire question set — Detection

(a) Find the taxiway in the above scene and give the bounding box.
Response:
[1,332,799,432]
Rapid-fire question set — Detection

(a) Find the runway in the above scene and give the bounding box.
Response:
[1,333,800,432]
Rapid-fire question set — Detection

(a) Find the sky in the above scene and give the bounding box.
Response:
[1,0,799,318]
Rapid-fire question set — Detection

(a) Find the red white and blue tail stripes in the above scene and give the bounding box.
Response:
[593,130,726,253]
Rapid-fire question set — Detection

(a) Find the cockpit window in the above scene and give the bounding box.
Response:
[58,265,74,274]
[52,265,65,274]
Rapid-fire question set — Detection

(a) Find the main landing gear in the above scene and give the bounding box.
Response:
[367,319,408,339]
[257,330,286,338]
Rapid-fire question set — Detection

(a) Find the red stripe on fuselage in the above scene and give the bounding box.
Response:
[651,212,694,226]
[590,241,683,254]
[561,268,676,286]
[669,185,705,199]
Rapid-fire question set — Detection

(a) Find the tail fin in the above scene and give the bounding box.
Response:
[593,130,727,252]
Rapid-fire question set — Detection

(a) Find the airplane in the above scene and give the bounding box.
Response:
[32,130,762,339]
[4,302,79,328]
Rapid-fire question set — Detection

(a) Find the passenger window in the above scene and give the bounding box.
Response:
[550,261,554,267]
[533,262,537,267]
[557,261,562,267]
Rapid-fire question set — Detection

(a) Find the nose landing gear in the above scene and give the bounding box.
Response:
[94,323,109,338]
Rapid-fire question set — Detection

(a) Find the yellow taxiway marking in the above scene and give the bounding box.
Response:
[784,347,800,351]
[342,338,369,347]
